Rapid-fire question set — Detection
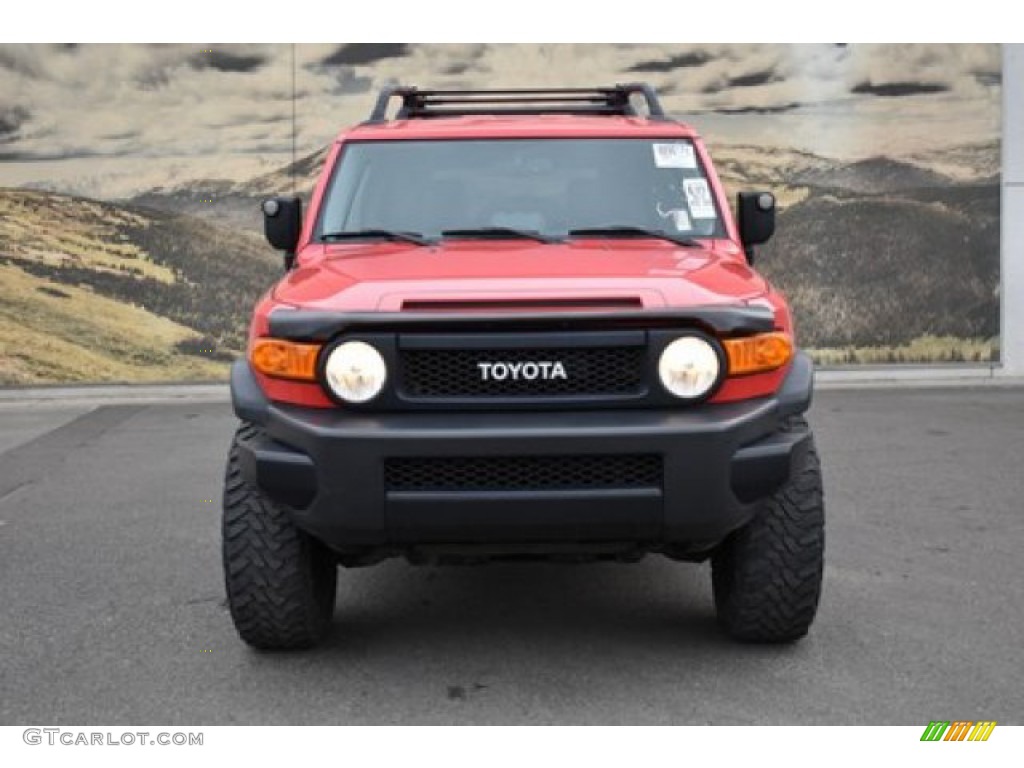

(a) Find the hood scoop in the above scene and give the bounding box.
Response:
[401,297,643,313]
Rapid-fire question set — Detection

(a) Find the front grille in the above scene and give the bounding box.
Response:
[400,346,645,398]
[385,454,663,492]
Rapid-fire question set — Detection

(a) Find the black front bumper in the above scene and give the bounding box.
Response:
[230,354,814,557]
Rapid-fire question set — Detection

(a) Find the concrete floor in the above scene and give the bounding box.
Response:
[1,388,1022,724]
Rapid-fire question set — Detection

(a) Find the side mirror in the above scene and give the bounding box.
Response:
[262,197,302,269]
[737,191,776,263]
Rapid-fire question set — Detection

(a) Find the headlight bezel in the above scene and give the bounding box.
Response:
[319,338,389,404]
[656,331,727,402]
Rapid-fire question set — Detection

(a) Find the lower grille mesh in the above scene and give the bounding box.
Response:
[385,454,662,492]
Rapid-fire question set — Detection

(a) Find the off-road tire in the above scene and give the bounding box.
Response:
[712,416,824,643]
[222,422,337,650]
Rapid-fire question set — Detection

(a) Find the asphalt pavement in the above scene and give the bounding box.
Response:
[1,387,1022,724]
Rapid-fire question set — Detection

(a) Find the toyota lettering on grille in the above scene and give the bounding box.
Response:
[477,361,568,381]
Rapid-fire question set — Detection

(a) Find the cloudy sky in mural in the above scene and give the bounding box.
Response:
[0,43,1001,197]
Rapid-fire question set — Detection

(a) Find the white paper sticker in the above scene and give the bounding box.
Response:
[652,143,696,169]
[656,202,692,231]
[683,178,716,219]
[671,210,692,231]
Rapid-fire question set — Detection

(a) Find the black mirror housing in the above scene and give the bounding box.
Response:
[262,197,302,266]
[737,191,775,262]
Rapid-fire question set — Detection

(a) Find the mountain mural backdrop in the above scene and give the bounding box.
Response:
[0,44,1002,384]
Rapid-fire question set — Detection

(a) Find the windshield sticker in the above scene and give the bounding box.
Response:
[652,143,696,169]
[683,178,716,219]
[657,202,692,231]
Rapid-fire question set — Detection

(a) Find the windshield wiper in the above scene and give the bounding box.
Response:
[442,227,560,244]
[321,229,432,246]
[569,226,700,248]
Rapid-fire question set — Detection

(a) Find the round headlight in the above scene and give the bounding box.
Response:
[658,336,722,400]
[323,341,387,403]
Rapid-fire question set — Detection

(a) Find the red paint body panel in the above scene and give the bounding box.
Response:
[276,241,766,309]
[252,114,796,409]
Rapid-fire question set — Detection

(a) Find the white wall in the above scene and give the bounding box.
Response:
[1001,44,1024,376]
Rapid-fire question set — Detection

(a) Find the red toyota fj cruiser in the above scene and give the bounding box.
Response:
[223,85,824,650]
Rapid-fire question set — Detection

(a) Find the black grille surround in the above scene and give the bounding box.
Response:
[312,324,733,411]
[385,454,663,493]
[400,345,645,398]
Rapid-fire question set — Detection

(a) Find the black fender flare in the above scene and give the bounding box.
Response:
[777,351,814,418]
[230,359,271,426]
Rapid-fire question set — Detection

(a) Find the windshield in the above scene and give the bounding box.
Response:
[316,138,725,241]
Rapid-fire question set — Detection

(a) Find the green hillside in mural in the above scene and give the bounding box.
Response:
[140,142,1004,366]
[0,140,1001,385]
[0,188,278,384]
[736,143,1001,364]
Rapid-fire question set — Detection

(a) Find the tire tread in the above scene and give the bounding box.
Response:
[712,416,825,643]
[222,423,336,650]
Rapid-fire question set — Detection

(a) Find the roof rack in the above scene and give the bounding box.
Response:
[367,84,667,122]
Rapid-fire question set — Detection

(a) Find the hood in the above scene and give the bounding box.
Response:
[272,239,768,311]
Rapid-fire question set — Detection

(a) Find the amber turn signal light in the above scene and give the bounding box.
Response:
[250,338,321,381]
[723,332,793,376]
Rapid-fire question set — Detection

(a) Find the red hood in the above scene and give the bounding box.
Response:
[272,239,768,311]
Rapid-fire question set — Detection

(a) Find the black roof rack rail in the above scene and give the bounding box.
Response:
[367,84,667,122]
